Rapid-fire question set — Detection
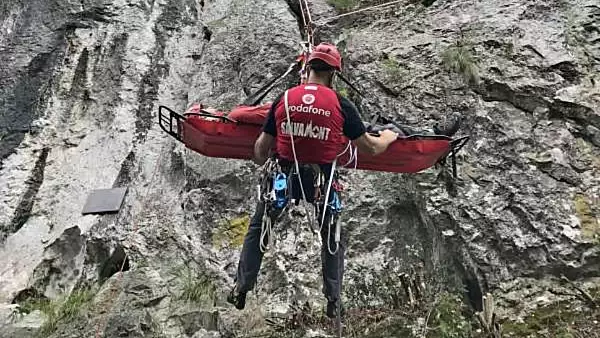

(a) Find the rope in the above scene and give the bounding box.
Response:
[94,142,165,338]
[339,141,358,168]
[300,0,315,45]
[283,90,314,231]
[259,203,272,253]
[322,160,339,256]
[314,0,404,26]
[298,0,315,84]
[258,159,277,253]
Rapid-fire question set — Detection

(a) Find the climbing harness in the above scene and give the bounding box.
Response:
[256,154,346,256]
[258,158,294,253]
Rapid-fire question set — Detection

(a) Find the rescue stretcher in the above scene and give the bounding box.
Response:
[158,103,469,176]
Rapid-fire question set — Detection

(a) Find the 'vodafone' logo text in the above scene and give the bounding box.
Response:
[289,104,331,117]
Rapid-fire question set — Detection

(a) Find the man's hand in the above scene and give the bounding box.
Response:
[378,129,398,143]
[353,129,398,156]
[253,132,275,165]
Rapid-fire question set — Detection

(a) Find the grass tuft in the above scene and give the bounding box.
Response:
[172,265,216,306]
[13,288,95,337]
[381,57,407,83]
[441,41,480,85]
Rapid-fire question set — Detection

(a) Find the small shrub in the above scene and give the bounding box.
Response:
[172,265,216,306]
[500,301,587,337]
[345,260,407,310]
[564,11,583,50]
[381,57,407,83]
[59,289,94,320]
[337,86,350,98]
[574,194,599,242]
[441,41,479,85]
[13,288,95,337]
[427,292,473,338]
[333,74,353,100]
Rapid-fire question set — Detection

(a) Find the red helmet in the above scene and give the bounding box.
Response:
[307,43,342,71]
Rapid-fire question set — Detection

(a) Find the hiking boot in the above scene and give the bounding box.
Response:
[227,285,247,310]
[326,298,345,319]
[433,112,462,137]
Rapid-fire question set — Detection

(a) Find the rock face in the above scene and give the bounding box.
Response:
[1,0,599,337]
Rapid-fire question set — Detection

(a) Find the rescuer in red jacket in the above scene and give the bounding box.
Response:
[227,43,400,318]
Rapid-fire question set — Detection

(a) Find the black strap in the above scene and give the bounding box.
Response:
[337,72,390,126]
[243,62,301,106]
[338,73,434,135]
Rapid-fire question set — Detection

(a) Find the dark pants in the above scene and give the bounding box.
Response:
[235,166,345,301]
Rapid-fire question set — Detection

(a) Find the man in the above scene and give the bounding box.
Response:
[227,43,458,317]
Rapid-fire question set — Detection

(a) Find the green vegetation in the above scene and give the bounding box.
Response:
[213,214,250,248]
[344,262,407,310]
[171,265,216,306]
[504,42,515,57]
[562,8,594,80]
[380,56,407,83]
[499,282,600,338]
[332,68,354,101]
[564,11,584,51]
[441,39,480,85]
[13,288,95,337]
[327,0,359,12]
[150,318,167,338]
[337,86,350,98]
[259,259,486,338]
[428,292,473,338]
[501,302,580,337]
[574,194,599,242]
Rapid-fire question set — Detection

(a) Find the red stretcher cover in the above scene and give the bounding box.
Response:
[181,103,452,173]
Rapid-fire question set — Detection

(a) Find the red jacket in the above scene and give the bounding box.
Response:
[273,84,347,164]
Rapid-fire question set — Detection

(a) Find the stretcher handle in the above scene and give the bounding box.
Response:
[183,110,238,124]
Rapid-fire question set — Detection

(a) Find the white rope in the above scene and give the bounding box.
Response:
[283,87,347,256]
[340,141,358,168]
[259,203,271,253]
[258,160,275,253]
[323,159,339,255]
[301,0,314,45]
[338,140,354,167]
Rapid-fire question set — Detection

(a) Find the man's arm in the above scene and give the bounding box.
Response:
[253,94,282,165]
[253,132,275,165]
[339,96,398,156]
[353,130,397,155]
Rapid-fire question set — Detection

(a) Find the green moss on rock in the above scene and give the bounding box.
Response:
[213,215,250,248]
[501,300,599,338]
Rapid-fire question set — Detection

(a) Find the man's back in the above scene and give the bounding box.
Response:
[272,83,347,164]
